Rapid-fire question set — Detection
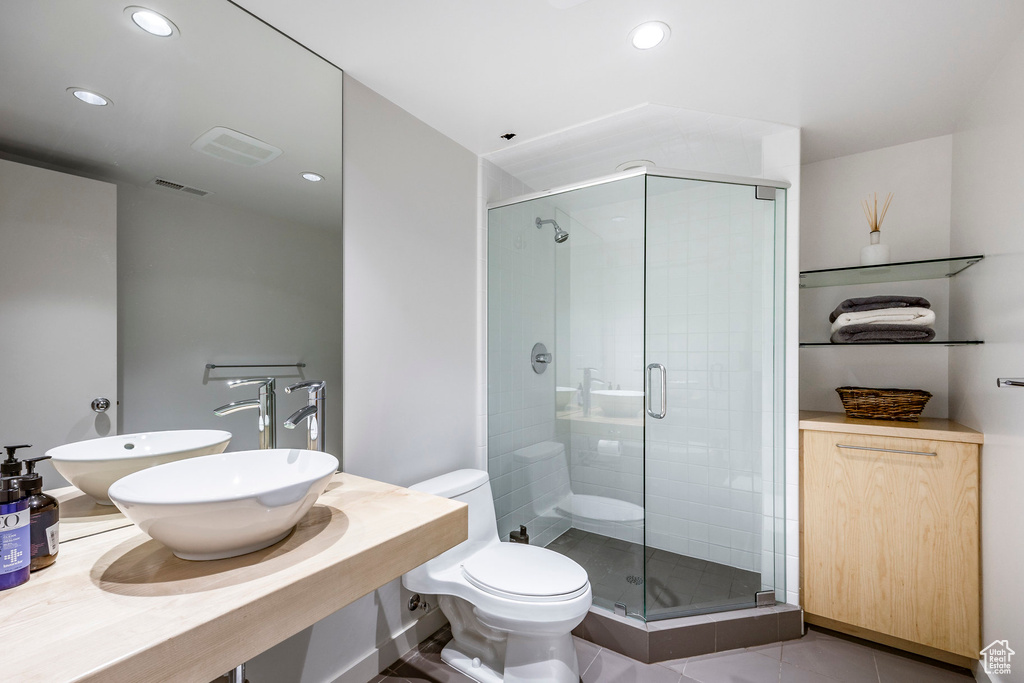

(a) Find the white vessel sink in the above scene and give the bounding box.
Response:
[592,390,645,418]
[556,386,577,411]
[48,430,232,505]
[108,449,338,561]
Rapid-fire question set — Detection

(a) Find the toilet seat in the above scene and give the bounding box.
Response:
[462,544,589,603]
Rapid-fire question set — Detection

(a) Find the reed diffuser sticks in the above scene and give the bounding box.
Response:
[861,192,893,232]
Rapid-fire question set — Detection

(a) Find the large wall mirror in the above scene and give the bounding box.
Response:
[0,0,345,489]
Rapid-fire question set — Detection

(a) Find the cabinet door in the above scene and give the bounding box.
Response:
[0,159,117,487]
[801,430,980,659]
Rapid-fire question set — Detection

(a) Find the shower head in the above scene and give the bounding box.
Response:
[536,217,569,243]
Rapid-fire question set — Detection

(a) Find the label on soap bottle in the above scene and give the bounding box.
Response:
[45,522,58,555]
[1,508,30,573]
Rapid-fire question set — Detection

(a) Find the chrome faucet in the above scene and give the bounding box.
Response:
[284,380,325,452]
[213,378,277,449]
[581,368,608,417]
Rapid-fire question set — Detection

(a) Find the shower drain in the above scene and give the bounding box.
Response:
[626,575,644,585]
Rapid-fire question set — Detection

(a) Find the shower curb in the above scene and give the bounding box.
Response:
[572,603,804,663]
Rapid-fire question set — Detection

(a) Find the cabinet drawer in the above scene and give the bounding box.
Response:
[801,430,980,659]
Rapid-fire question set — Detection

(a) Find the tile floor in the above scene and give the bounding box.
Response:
[372,624,973,683]
[545,528,761,617]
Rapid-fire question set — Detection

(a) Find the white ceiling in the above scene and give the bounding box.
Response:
[235,0,1024,164]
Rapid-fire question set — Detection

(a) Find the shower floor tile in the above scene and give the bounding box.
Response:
[545,529,761,616]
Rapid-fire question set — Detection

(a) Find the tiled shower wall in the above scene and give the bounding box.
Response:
[482,160,568,545]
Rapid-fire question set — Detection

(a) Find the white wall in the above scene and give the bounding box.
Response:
[341,74,479,486]
[118,184,344,454]
[949,27,1024,683]
[248,74,479,683]
[799,135,953,418]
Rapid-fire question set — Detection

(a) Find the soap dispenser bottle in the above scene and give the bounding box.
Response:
[0,477,31,590]
[18,456,58,571]
[0,444,30,478]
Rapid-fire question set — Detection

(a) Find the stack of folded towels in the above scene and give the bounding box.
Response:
[829,295,936,343]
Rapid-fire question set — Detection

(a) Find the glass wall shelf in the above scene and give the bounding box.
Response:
[800,340,984,347]
[799,255,984,289]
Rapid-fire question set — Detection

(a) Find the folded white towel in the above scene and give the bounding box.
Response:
[830,307,935,333]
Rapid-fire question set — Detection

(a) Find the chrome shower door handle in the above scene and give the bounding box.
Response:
[646,363,667,419]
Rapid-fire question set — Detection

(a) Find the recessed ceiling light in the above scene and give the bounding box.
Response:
[611,216,627,223]
[67,88,111,106]
[629,21,670,50]
[301,172,324,182]
[125,6,178,37]
[616,160,654,171]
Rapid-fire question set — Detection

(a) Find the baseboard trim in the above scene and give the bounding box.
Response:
[974,664,1009,683]
[803,613,975,669]
[330,607,448,683]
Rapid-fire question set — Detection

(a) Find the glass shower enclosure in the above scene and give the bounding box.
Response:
[486,167,786,620]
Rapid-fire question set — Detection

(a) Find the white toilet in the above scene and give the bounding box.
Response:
[403,469,592,683]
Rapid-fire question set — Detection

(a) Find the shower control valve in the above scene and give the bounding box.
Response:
[531,342,551,374]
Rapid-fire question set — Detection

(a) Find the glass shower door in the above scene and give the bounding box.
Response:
[486,175,649,617]
[642,175,784,618]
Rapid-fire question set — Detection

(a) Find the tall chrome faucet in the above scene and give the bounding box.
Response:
[581,367,607,417]
[284,380,325,452]
[213,378,277,449]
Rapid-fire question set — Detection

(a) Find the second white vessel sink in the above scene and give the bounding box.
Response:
[108,449,339,561]
[48,430,232,505]
[592,390,645,418]
[556,386,577,411]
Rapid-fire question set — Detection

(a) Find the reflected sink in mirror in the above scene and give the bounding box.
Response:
[592,390,645,418]
[556,386,577,411]
[108,449,339,561]
[47,430,232,505]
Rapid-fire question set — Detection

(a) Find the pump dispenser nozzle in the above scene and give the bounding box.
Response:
[1,444,31,477]
[19,456,51,495]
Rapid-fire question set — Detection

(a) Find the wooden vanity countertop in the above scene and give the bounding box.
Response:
[799,410,983,444]
[0,473,468,683]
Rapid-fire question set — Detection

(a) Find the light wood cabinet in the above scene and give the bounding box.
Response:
[800,412,982,666]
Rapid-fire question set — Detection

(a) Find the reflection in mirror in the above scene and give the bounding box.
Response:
[0,0,345,493]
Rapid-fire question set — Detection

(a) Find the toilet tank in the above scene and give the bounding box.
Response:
[405,469,499,582]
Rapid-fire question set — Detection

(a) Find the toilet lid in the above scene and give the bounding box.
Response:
[462,544,589,602]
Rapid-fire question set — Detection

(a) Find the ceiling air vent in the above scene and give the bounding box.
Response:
[190,126,283,167]
[151,178,211,197]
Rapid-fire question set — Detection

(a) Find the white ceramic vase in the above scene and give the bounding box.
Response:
[860,230,890,265]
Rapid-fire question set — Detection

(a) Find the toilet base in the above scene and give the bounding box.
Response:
[441,641,503,683]
[441,632,580,683]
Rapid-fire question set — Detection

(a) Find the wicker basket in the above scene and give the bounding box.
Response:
[835,386,932,422]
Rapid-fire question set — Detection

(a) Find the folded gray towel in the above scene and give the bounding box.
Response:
[830,324,936,343]
[829,296,931,323]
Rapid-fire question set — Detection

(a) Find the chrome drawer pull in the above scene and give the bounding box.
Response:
[836,444,937,457]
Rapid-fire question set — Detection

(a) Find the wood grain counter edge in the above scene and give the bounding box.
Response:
[799,410,983,444]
